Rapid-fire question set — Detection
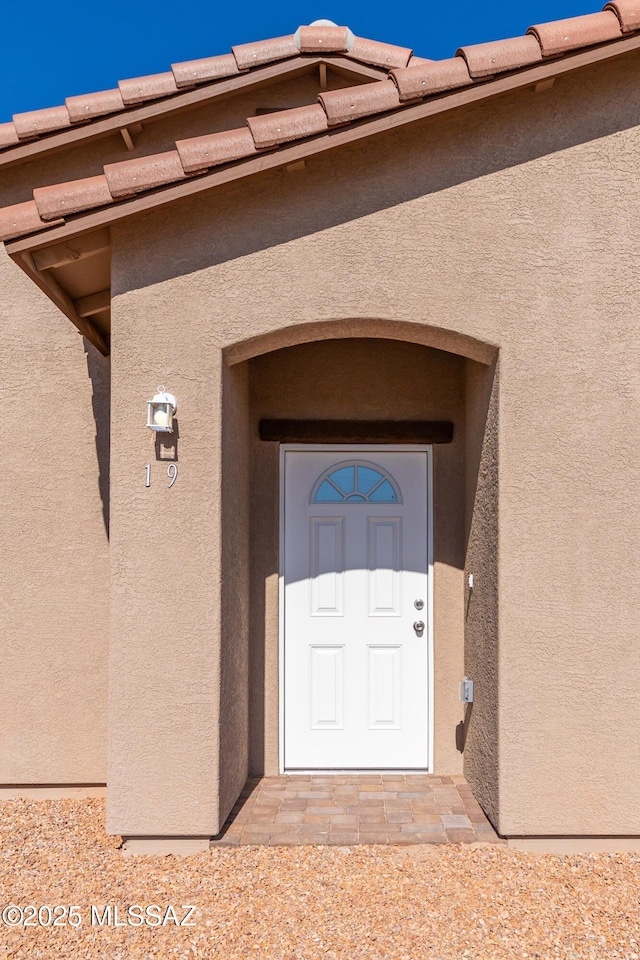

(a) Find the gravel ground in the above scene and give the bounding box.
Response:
[0,799,639,959]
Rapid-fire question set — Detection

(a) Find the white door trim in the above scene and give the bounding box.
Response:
[278,443,434,774]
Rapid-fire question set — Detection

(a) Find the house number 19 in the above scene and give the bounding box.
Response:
[145,464,178,488]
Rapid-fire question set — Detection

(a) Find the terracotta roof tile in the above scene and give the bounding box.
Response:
[0,200,61,242]
[604,0,640,32]
[104,150,187,198]
[457,35,543,77]
[5,8,640,243]
[176,127,257,172]
[296,25,351,52]
[118,72,179,106]
[232,35,299,70]
[0,122,20,148]
[390,57,472,102]
[33,175,114,221]
[348,36,413,69]
[65,89,126,123]
[13,105,71,139]
[527,10,622,56]
[319,79,402,125]
[171,53,240,89]
[4,8,640,161]
[247,104,328,148]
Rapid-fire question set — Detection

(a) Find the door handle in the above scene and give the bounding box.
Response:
[413,620,425,633]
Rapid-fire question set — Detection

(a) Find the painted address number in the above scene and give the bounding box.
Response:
[145,464,178,488]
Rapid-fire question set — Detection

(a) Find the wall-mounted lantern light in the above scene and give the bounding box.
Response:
[147,386,177,433]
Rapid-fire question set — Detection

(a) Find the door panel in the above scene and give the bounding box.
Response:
[310,646,344,729]
[283,447,430,770]
[367,518,401,616]
[310,518,344,616]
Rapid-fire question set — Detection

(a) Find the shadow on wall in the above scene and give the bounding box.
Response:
[461,355,499,823]
[84,340,111,537]
[456,702,473,753]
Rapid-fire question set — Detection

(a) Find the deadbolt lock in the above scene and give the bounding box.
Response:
[414,599,424,611]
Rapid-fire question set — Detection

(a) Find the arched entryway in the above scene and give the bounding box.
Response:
[218,325,498,820]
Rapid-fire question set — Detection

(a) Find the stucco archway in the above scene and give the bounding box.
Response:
[218,326,498,814]
[223,317,497,368]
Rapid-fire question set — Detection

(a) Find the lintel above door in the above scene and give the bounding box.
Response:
[260,420,454,443]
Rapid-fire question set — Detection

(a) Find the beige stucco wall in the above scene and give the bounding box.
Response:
[0,245,109,783]
[0,69,346,793]
[108,46,640,836]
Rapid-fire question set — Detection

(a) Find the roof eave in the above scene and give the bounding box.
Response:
[8,31,640,256]
[7,30,640,359]
[13,248,110,355]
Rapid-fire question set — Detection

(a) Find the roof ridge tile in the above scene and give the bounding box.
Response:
[347,36,413,69]
[65,89,126,123]
[0,122,20,149]
[171,53,241,89]
[457,35,543,78]
[232,35,299,71]
[13,105,71,138]
[604,0,640,32]
[0,200,62,241]
[118,72,179,106]
[247,103,328,148]
[33,174,113,222]
[176,127,258,172]
[295,25,352,53]
[104,149,187,198]
[390,57,472,101]
[318,79,402,125]
[527,9,622,56]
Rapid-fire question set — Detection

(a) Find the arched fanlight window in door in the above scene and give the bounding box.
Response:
[310,461,402,504]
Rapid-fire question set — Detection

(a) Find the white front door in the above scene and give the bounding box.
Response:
[282,445,431,770]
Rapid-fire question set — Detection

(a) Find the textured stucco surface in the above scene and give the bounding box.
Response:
[463,359,499,825]
[219,361,251,824]
[108,47,640,836]
[106,321,225,836]
[0,72,335,806]
[0,244,110,783]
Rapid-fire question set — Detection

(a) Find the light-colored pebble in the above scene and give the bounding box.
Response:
[0,799,638,958]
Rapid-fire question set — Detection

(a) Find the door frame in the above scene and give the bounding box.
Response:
[278,443,434,774]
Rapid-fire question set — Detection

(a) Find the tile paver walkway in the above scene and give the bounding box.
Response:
[211,775,505,847]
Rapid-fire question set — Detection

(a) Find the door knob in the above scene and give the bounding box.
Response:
[413,620,425,633]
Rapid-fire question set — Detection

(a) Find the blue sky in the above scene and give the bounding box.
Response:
[1,0,601,122]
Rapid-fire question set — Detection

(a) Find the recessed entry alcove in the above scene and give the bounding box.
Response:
[217,335,497,810]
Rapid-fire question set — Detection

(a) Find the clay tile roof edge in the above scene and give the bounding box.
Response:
[3,3,639,161]
[0,54,385,167]
[5,12,640,245]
